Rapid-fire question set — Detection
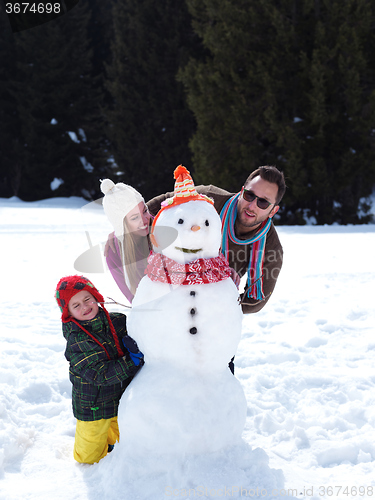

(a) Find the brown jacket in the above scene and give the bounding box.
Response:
[147,185,283,314]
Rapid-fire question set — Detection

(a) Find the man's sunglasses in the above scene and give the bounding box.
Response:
[242,188,274,210]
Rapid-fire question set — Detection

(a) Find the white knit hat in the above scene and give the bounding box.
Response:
[100,179,144,237]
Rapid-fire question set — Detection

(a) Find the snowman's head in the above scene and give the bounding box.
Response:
[152,200,222,264]
[150,165,222,263]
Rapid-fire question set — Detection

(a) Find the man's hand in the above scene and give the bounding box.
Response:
[104,231,116,257]
[230,267,240,289]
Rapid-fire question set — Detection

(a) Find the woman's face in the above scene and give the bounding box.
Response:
[125,202,151,237]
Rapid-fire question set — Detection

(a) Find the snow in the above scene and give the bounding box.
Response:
[67,131,80,143]
[79,156,94,173]
[0,196,374,500]
[50,178,64,191]
[78,129,87,142]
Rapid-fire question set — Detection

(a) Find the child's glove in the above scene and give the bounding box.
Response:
[122,335,144,366]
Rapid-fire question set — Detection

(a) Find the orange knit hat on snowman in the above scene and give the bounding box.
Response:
[150,165,214,246]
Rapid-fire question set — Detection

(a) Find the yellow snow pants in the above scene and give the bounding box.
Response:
[73,416,119,464]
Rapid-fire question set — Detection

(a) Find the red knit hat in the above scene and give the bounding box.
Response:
[55,275,104,323]
[55,275,124,358]
[150,165,214,246]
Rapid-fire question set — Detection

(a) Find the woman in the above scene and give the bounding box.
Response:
[100,179,152,303]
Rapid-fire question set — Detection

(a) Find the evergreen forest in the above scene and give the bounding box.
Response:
[1,0,375,224]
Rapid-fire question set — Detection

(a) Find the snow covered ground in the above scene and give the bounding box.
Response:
[0,196,374,500]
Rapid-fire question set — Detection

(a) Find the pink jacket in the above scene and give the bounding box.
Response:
[106,236,149,303]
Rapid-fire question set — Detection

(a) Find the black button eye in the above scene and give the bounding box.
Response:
[205,220,209,226]
[178,218,184,224]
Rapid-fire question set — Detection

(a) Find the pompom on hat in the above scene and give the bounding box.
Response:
[150,165,214,246]
[100,179,144,237]
[55,275,124,358]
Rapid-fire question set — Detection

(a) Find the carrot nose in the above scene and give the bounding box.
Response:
[191,225,200,232]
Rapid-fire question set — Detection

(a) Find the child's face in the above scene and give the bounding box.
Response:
[68,290,99,321]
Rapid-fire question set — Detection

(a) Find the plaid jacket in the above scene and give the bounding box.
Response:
[63,309,140,421]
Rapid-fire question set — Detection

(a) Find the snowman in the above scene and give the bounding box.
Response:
[114,166,247,460]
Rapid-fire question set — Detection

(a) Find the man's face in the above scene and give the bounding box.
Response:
[236,175,279,235]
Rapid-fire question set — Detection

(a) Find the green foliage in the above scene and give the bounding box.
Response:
[0,5,23,197]
[0,0,112,201]
[180,0,375,224]
[105,0,199,200]
[1,0,374,224]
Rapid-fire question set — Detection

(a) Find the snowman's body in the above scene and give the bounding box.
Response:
[118,199,247,457]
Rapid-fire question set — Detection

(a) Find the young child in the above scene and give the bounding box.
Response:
[55,275,143,464]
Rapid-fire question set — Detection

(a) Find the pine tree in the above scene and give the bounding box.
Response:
[179,1,285,186]
[88,0,114,81]
[7,0,109,201]
[180,0,375,224]
[0,4,24,197]
[299,0,375,224]
[106,0,199,200]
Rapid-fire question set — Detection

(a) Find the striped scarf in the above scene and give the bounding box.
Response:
[220,193,271,300]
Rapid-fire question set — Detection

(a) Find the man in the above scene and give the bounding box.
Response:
[147,165,286,314]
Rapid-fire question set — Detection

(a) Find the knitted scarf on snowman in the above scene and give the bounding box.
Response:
[220,193,271,300]
[146,251,231,286]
